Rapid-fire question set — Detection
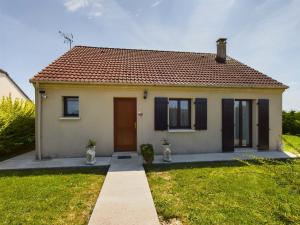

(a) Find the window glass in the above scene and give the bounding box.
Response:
[169,100,178,127]
[64,97,79,117]
[180,100,189,127]
[234,101,240,146]
[242,101,250,146]
[234,100,251,147]
[169,99,191,129]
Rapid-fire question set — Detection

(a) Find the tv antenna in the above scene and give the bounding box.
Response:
[59,30,73,50]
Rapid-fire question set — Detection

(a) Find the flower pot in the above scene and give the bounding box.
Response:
[162,144,171,162]
[86,146,96,165]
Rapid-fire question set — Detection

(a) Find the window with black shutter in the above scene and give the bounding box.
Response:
[169,99,191,129]
[222,99,234,152]
[258,99,269,150]
[154,97,168,130]
[194,98,207,130]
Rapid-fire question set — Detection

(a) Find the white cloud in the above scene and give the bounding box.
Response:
[60,0,300,109]
[64,0,104,18]
[88,1,104,18]
[151,0,162,8]
[228,0,300,110]
[64,0,89,12]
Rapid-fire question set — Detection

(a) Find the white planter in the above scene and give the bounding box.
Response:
[162,144,172,162]
[86,146,96,165]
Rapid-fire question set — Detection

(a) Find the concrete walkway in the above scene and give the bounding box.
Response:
[153,150,298,164]
[0,150,297,171]
[0,151,111,170]
[88,153,160,225]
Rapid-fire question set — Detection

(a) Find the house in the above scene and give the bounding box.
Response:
[30,39,287,159]
[0,69,30,101]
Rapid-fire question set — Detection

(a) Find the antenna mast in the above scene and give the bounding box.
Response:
[59,30,73,50]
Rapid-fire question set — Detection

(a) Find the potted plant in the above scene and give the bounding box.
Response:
[162,138,171,162]
[140,144,154,165]
[86,139,96,165]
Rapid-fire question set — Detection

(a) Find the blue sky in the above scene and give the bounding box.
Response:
[0,0,299,110]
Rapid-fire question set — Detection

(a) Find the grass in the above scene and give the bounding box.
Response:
[146,159,300,225]
[283,134,300,155]
[0,167,107,225]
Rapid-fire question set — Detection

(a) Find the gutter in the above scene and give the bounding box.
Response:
[29,79,289,90]
[36,82,42,160]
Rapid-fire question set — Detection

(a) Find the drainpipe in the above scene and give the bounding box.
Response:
[36,82,42,160]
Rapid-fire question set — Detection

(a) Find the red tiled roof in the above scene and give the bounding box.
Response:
[30,46,287,89]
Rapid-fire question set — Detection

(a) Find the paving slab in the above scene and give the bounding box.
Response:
[0,150,297,171]
[0,151,111,170]
[152,150,298,164]
[88,153,160,225]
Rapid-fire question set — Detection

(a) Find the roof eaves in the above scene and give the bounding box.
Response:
[29,79,288,89]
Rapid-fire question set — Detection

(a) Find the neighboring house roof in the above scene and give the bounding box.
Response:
[30,46,287,89]
[0,68,30,100]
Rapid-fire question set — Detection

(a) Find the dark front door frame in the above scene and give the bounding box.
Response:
[114,97,137,152]
[234,99,253,148]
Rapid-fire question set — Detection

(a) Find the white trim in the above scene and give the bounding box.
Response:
[168,129,195,133]
[59,117,81,120]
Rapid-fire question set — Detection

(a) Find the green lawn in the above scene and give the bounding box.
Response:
[0,168,107,225]
[146,159,300,225]
[283,134,300,155]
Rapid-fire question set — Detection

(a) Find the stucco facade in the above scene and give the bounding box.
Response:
[0,69,29,100]
[35,83,283,158]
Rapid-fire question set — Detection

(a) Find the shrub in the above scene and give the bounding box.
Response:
[282,110,300,136]
[140,144,154,165]
[0,96,35,155]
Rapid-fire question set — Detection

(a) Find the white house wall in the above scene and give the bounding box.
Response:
[36,84,283,158]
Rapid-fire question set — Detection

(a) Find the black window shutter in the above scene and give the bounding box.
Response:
[195,98,207,130]
[222,99,234,152]
[154,97,168,130]
[258,99,269,150]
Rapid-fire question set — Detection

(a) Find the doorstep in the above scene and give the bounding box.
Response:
[234,148,258,153]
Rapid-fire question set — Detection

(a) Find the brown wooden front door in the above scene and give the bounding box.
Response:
[114,98,137,152]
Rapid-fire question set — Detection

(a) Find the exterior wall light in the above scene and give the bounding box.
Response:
[143,90,148,99]
[39,90,47,99]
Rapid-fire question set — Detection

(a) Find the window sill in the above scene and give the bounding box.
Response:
[168,129,195,133]
[59,117,81,120]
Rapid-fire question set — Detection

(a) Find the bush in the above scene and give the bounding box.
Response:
[0,96,35,155]
[283,110,300,136]
[140,144,154,165]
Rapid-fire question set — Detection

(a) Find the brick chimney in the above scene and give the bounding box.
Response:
[216,38,227,63]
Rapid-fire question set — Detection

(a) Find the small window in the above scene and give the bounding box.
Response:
[63,97,79,117]
[169,99,191,129]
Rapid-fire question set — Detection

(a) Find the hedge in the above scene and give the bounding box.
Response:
[0,96,35,155]
[282,110,300,136]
